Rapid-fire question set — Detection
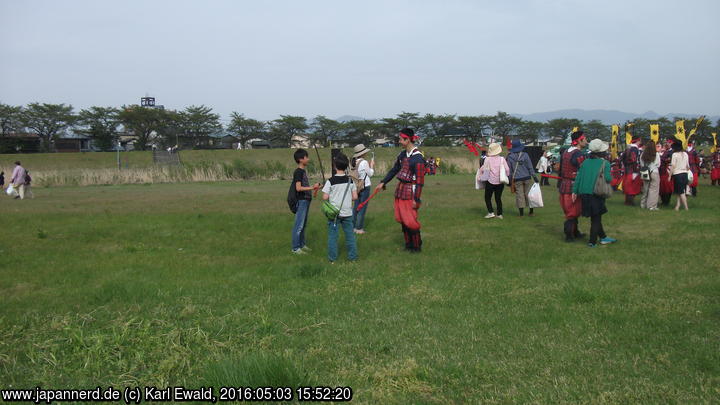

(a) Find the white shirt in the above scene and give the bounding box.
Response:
[670,151,690,176]
[536,156,549,173]
[356,158,374,187]
[322,175,357,218]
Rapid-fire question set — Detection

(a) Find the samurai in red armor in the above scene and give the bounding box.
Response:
[376,128,426,252]
[687,141,700,196]
[659,139,675,205]
[711,149,720,186]
[558,131,588,242]
[621,136,643,205]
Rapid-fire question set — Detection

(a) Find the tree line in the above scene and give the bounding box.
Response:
[0,102,716,153]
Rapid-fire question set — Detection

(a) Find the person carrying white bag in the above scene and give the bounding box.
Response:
[528,182,544,208]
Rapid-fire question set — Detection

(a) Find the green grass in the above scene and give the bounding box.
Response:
[1,175,718,404]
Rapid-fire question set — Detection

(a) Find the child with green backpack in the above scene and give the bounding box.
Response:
[321,153,358,263]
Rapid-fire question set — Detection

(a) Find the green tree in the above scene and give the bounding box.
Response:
[0,103,24,136]
[77,107,120,151]
[516,120,545,144]
[342,120,377,146]
[270,115,308,147]
[490,111,523,139]
[394,111,421,129]
[155,109,184,148]
[546,118,582,143]
[309,115,343,147]
[179,105,222,148]
[227,113,266,149]
[21,103,76,152]
[419,113,456,138]
[118,105,164,151]
[584,120,611,142]
[456,116,485,143]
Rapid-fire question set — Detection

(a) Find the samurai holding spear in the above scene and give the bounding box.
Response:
[375,128,426,253]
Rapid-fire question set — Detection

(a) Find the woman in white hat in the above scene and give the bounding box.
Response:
[351,144,375,234]
[479,142,510,219]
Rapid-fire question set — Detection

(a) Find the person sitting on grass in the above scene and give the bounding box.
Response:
[571,139,617,248]
[322,153,358,263]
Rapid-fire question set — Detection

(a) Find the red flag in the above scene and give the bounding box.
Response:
[463,138,479,156]
[506,136,512,150]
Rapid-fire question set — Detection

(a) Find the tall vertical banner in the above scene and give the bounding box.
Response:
[625,123,634,145]
[711,132,717,153]
[675,120,687,148]
[686,116,705,146]
[610,125,619,159]
[650,124,660,143]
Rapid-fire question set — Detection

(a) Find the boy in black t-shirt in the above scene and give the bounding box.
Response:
[291,149,321,254]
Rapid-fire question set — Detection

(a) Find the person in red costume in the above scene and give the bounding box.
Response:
[621,136,643,205]
[557,131,588,242]
[711,149,720,186]
[375,128,427,253]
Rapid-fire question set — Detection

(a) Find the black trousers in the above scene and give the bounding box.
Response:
[485,183,504,215]
[589,214,606,244]
[541,175,550,186]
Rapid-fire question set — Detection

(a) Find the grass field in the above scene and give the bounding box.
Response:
[1,165,719,403]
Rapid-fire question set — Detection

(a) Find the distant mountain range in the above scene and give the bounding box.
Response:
[336,110,719,125]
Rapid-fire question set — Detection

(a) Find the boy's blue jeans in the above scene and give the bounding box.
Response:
[292,199,310,251]
[327,216,357,262]
[353,187,370,230]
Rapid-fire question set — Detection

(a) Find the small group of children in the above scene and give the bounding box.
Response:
[291,148,358,263]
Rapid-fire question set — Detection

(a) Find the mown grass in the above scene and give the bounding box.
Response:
[0,175,718,404]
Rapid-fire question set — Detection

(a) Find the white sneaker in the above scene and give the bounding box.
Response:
[496,215,504,219]
[291,249,306,255]
[301,245,312,252]
[484,213,496,219]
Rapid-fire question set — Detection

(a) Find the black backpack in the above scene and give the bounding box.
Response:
[287,181,299,213]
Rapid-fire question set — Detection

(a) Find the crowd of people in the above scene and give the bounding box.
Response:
[290,128,717,260]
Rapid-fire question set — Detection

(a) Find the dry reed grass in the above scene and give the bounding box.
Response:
[30,157,479,187]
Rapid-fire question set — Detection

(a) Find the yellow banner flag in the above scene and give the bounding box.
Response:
[675,120,686,148]
[625,123,634,145]
[611,125,619,159]
[686,116,705,146]
[712,132,717,153]
[650,124,660,143]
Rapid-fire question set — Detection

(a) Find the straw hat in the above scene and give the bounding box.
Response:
[588,139,609,153]
[487,142,502,156]
[353,144,370,158]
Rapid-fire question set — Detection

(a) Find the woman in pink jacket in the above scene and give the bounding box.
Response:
[479,143,511,219]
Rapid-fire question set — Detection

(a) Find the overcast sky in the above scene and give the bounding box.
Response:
[1,0,718,121]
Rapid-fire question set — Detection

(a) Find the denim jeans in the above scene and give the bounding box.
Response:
[353,187,370,230]
[327,216,357,262]
[292,199,310,251]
